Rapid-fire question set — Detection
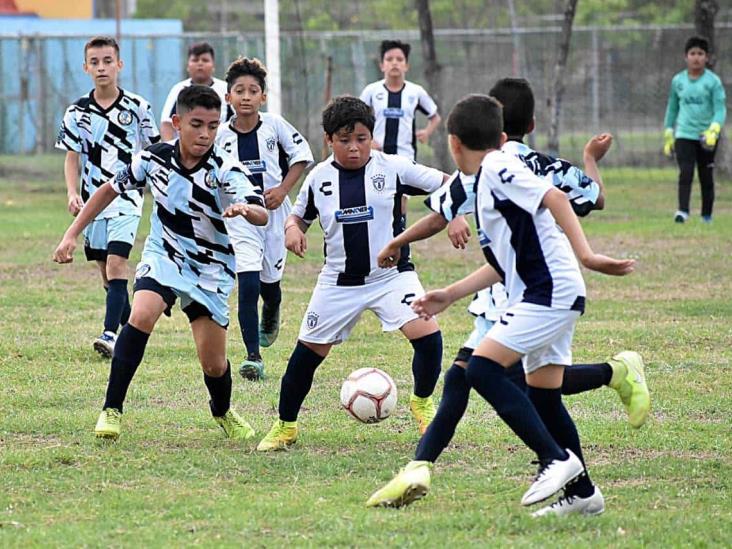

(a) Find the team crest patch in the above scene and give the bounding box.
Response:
[114,166,130,187]
[306,311,319,329]
[266,137,276,152]
[371,174,386,192]
[204,170,218,189]
[117,110,133,126]
[135,263,151,280]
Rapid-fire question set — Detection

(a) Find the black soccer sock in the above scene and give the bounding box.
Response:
[410,331,443,398]
[237,272,260,357]
[562,363,613,395]
[506,360,527,392]
[204,361,233,417]
[120,292,131,327]
[527,386,594,498]
[278,342,326,422]
[415,364,471,462]
[103,279,129,333]
[465,355,565,462]
[103,324,150,412]
[260,280,282,311]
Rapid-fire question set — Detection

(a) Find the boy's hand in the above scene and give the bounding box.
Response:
[377,241,401,268]
[264,185,288,210]
[53,236,77,264]
[411,289,451,320]
[447,216,471,249]
[701,122,721,149]
[663,128,675,157]
[67,193,84,216]
[223,203,251,218]
[582,253,635,276]
[416,128,430,144]
[285,226,307,258]
[584,133,613,162]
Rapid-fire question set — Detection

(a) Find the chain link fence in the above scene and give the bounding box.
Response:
[1,23,730,169]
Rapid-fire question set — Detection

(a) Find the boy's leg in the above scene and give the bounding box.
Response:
[236,271,265,380]
[674,139,696,221]
[401,317,442,435]
[259,280,282,346]
[697,144,717,220]
[259,203,289,348]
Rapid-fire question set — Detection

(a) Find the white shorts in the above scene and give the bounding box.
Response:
[227,197,290,282]
[486,302,580,374]
[463,315,496,350]
[298,270,424,344]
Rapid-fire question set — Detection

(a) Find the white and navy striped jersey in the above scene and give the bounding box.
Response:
[215,113,313,192]
[360,80,438,160]
[292,151,444,286]
[56,88,159,219]
[112,142,263,295]
[160,78,233,127]
[475,150,586,311]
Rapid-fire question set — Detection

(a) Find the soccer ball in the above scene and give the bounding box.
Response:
[340,368,397,423]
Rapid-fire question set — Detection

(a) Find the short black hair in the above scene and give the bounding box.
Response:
[447,94,503,151]
[685,36,709,54]
[188,41,215,60]
[489,78,534,139]
[176,85,221,116]
[380,40,410,61]
[84,36,119,60]
[323,96,375,137]
[225,56,267,92]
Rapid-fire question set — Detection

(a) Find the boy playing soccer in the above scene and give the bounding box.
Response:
[216,57,314,381]
[368,94,635,514]
[56,36,160,358]
[53,85,268,441]
[256,96,448,451]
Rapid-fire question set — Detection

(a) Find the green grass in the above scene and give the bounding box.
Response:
[1,154,731,547]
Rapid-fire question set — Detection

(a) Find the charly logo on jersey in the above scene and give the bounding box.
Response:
[383,107,404,118]
[306,311,319,329]
[135,263,151,280]
[265,137,276,152]
[242,159,267,174]
[375,92,385,100]
[204,169,219,189]
[371,173,386,192]
[335,205,374,224]
[117,110,133,126]
[478,228,492,247]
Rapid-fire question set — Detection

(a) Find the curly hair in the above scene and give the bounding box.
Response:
[322,96,375,137]
[225,56,267,92]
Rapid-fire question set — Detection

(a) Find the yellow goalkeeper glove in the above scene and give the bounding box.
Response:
[701,122,721,149]
[663,128,674,157]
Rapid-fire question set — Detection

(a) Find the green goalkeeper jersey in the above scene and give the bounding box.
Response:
[663,69,726,140]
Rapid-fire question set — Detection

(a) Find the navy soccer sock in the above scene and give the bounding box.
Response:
[103,324,150,412]
[260,280,282,311]
[204,362,233,417]
[415,364,471,462]
[465,355,565,462]
[237,272,260,357]
[506,360,527,392]
[278,342,326,422]
[103,279,129,333]
[561,363,613,395]
[410,331,443,398]
[527,386,595,497]
[120,292,131,327]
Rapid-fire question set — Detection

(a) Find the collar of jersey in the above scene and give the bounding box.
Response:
[187,77,216,87]
[330,156,372,173]
[90,87,124,114]
[229,116,263,135]
[381,80,406,94]
[173,140,214,175]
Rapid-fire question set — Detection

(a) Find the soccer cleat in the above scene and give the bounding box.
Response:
[95,408,122,440]
[608,351,651,429]
[409,394,436,435]
[532,485,605,517]
[239,353,265,381]
[256,419,298,451]
[701,215,713,224]
[366,461,432,508]
[674,210,688,224]
[93,331,116,359]
[259,303,281,348]
[521,449,584,506]
[214,408,256,440]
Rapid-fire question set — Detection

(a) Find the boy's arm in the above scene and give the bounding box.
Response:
[284,214,309,258]
[542,188,634,276]
[663,77,679,155]
[265,161,307,210]
[223,202,268,226]
[377,211,448,267]
[581,133,612,210]
[63,151,84,216]
[265,117,314,209]
[416,113,442,144]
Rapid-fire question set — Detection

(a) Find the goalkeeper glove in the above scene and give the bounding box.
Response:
[663,128,674,157]
[701,122,721,150]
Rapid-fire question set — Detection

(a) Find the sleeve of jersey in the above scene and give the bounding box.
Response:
[219,162,265,209]
[423,171,475,221]
[396,156,444,195]
[712,76,727,127]
[55,107,82,152]
[140,102,161,146]
[275,116,314,166]
[417,87,439,117]
[290,174,318,225]
[544,155,600,217]
[359,85,372,104]
[160,87,178,125]
[491,157,552,215]
[111,151,148,194]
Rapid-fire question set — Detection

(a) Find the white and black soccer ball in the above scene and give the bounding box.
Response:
[340,368,397,424]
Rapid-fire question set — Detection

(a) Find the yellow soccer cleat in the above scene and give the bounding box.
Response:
[366,461,432,508]
[256,419,298,451]
[608,351,651,428]
[214,408,256,440]
[409,394,436,435]
[95,408,122,440]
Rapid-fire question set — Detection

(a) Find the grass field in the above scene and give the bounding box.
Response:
[1,154,731,547]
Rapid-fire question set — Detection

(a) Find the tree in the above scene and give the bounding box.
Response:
[694,0,719,68]
[547,0,578,156]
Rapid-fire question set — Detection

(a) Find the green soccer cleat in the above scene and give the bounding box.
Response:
[95,408,122,440]
[239,353,265,381]
[366,461,432,508]
[214,408,256,440]
[259,304,281,348]
[409,394,436,435]
[608,351,651,428]
[256,419,298,451]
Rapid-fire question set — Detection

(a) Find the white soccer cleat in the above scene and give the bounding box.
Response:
[531,486,605,517]
[521,449,584,506]
[93,331,117,359]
